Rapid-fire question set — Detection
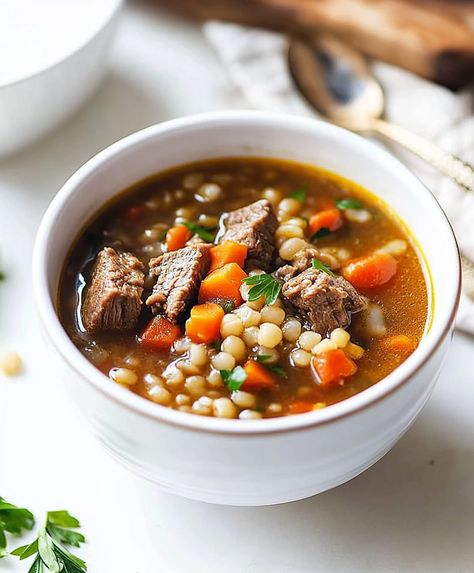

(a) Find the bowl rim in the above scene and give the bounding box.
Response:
[32,110,461,435]
[0,0,123,89]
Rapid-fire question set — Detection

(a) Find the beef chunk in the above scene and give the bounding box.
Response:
[82,247,145,332]
[292,247,340,272]
[280,268,367,335]
[221,199,278,270]
[274,247,338,282]
[146,244,211,322]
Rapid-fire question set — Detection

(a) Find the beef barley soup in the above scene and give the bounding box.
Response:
[59,158,430,419]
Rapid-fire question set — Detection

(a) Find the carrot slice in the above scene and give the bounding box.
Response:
[309,208,344,235]
[241,360,277,391]
[379,334,415,356]
[210,241,248,272]
[166,225,192,252]
[185,303,224,344]
[140,316,182,350]
[128,205,144,220]
[311,349,357,386]
[288,401,313,414]
[198,262,247,307]
[342,253,397,289]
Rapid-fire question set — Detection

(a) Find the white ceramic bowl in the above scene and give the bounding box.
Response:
[33,111,460,506]
[0,0,122,159]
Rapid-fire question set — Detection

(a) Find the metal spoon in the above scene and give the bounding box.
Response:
[288,34,474,301]
[288,35,474,193]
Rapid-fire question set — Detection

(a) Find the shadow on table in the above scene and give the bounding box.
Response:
[135,401,474,573]
[0,69,171,197]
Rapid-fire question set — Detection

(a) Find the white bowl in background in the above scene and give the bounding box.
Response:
[33,112,461,506]
[0,0,123,159]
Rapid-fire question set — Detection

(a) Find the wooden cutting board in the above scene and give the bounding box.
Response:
[151,0,474,89]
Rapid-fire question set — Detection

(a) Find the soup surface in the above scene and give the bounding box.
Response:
[59,158,430,419]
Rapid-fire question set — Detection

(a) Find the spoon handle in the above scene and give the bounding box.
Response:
[372,119,474,193]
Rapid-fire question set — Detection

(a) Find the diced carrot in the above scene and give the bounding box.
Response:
[309,208,344,235]
[166,225,192,252]
[342,253,397,289]
[185,303,224,344]
[198,262,247,307]
[288,401,313,414]
[379,334,415,356]
[140,316,182,350]
[311,349,357,386]
[210,241,248,272]
[242,360,277,391]
[128,205,144,220]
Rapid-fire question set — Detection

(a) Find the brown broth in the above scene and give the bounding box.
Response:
[58,157,430,418]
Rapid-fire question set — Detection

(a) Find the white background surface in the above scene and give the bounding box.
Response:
[1,3,473,572]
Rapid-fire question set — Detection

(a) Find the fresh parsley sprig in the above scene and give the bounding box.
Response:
[12,510,86,572]
[310,227,331,241]
[183,222,215,243]
[220,366,247,392]
[255,355,287,378]
[0,497,35,558]
[312,258,336,277]
[336,198,362,210]
[242,273,282,306]
[290,188,306,203]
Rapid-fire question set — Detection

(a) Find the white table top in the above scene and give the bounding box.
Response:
[1,4,473,572]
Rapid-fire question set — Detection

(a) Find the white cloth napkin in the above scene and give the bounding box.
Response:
[203,21,474,335]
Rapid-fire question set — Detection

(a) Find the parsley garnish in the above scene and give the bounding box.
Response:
[311,227,331,241]
[0,271,5,282]
[255,356,287,378]
[266,364,287,378]
[220,366,247,392]
[336,198,362,210]
[290,188,306,203]
[219,300,236,314]
[312,258,336,277]
[12,510,86,572]
[242,274,282,306]
[183,222,215,243]
[0,498,35,558]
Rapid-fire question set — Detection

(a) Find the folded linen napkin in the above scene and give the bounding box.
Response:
[203,21,474,335]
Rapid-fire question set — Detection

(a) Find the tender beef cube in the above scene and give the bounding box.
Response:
[146,244,211,322]
[281,268,367,335]
[274,247,338,281]
[82,247,145,332]
[186,234,206,246]
[274,264,299,282]
[292,247,340,272]
[221,199,278,270]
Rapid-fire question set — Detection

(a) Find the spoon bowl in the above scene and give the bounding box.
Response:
[288,35,384,130]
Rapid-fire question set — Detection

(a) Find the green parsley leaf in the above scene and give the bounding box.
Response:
[336,198,362,210]
[183,222,215,243]
[254,356,288,378]
[311,227,331,241]
[11,540,38,559]
[0,271,5,282]
[220,366,247,392]
[0,497,35,557]
[266,364,288,378]
[312,258,336,277]
[219,300,236,314]
[242,274,282,306]
[12,510,86,572]
[255,355,272,363]
[290,188,306,203]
